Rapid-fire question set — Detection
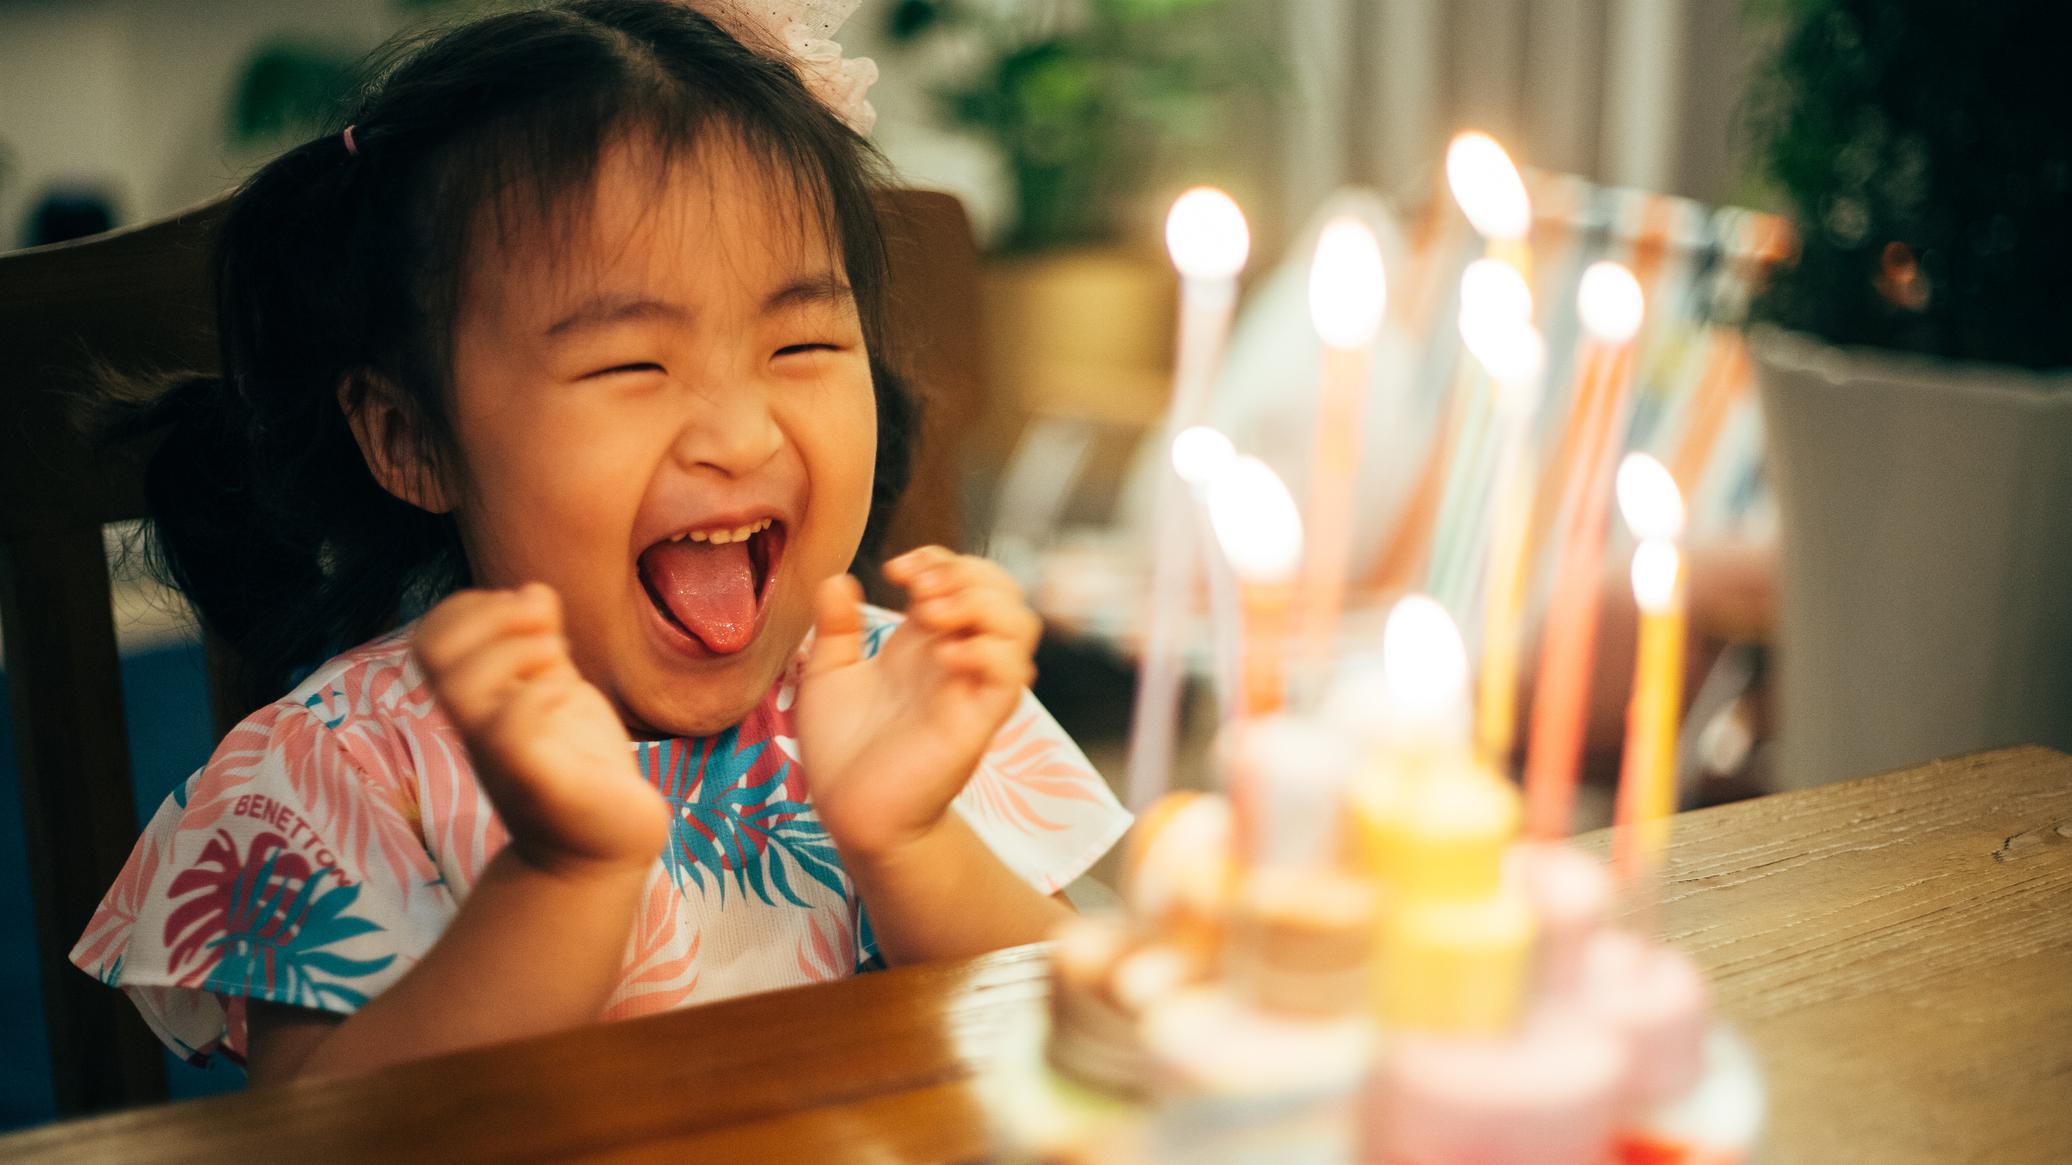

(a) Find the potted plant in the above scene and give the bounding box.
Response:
[1744,0,2072,787]
[882,0,1267,472]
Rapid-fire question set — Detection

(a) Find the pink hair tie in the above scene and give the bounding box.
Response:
[342,125,360,157]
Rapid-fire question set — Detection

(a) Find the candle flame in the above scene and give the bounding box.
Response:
[1458,257,1533,334]
[1469,323,1547,417]
[1383,594,1469,726]
[1631,539,1682,613]
[1577,261,1645,341]
[1171,424,1236,486]
[1308,217,1388,349]
[1445,131,1532,242]
[1166,187,1251,281]
[1205,455,1304,584]
[1616,452,1685,541]
[1458,258,1542,396]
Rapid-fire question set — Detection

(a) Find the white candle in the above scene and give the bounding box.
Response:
[1126,189,1250,813]
[1172,424,1244,727]
[1299,217,1388,684]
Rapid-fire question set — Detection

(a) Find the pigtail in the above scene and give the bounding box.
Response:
[122,130,464,702]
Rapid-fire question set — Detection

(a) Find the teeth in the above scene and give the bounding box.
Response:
[668,517,773,546]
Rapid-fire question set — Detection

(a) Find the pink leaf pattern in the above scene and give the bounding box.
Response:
[71,828,161,982]
[72,605,1129,1066]
[604,872,702,1020]
[956,699,1110,834]
[794,911,850,983]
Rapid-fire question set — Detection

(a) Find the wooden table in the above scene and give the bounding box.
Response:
[7,746,2071,1163]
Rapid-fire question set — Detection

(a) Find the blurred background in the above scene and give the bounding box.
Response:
[5,0,2069,1134]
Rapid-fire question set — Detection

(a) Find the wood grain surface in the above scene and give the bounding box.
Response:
[4,745,2068,1164]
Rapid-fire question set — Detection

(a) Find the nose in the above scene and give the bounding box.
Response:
[669,379,783,478]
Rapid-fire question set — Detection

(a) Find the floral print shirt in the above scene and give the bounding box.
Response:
[71,606,1130,1066]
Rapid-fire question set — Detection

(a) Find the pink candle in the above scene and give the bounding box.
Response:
[1522,261,1646,839]
[1507,841,1612,1001]
[1298,217,1387,682]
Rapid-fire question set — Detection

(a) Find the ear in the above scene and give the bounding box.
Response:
[338,372,456,514]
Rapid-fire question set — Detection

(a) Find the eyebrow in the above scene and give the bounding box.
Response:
[764,274,854,314]
[541,275,854,339]
[543,296,692,338]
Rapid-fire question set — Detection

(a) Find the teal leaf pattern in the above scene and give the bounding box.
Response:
[644,728,848,910]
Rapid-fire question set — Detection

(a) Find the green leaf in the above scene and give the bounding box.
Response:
[229,41,365,145]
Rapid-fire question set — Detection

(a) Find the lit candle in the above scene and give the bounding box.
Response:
[1612,452,1687,888]
[1522,261,1646,840]
[1125,189,1250,812]
[1456,300,1546,765]
[1299,217,1388,681]
[1421,134,1533,612]
[1205,455,1304,719]
[1446,130,1534,277]
[1380,135,1537,598]
[1351,597,1533,1035]
[1172,424,1244,725]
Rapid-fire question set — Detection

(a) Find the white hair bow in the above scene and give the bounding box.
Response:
[697,1,880,135]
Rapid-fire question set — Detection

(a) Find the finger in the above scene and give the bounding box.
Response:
[430,631,570,726]
[900,553,1021,604]
[907,586,1041,646]
[804,574,867,676]
[881,544,954,586]
[480,670,590,782]
[414,585,560,675]
[932,635,1037,691]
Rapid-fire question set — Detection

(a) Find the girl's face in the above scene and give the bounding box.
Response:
[441,136,878,737]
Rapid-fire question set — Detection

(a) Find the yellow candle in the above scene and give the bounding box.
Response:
[1611,454,1687,884]
[1455,283,1545,764]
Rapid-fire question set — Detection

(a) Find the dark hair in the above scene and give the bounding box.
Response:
[121,0,914,704]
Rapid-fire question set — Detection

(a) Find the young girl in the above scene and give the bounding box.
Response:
[70,0,1128,1083]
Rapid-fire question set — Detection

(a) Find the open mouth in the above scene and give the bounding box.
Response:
[636,518,787,656]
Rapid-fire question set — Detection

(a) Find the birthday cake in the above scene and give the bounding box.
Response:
[983,589,1761,1163]
[990,604,1764,1161]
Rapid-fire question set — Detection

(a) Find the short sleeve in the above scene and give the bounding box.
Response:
[951,689,1133,896]
[70,701,452,1065]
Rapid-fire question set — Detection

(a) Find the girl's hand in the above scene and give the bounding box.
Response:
[413,584,670,875]
[795,547,1040,861]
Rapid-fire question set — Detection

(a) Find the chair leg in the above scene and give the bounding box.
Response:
[1,528,169,1114]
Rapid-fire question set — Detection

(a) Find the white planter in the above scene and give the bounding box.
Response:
[1754,327,2072,789]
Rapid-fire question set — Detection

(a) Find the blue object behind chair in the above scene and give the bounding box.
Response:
[0,637,244,1131]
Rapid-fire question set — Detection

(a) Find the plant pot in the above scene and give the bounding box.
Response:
[973,247,1177,507]
[1753,326,2072,789]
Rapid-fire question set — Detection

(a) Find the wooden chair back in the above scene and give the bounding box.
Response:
[0,187,983,1117]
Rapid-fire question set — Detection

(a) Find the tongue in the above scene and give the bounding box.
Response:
[641,538,757,654]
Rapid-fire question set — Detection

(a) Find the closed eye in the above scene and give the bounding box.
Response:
[776,343,840,358]
[584,362,665,379]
